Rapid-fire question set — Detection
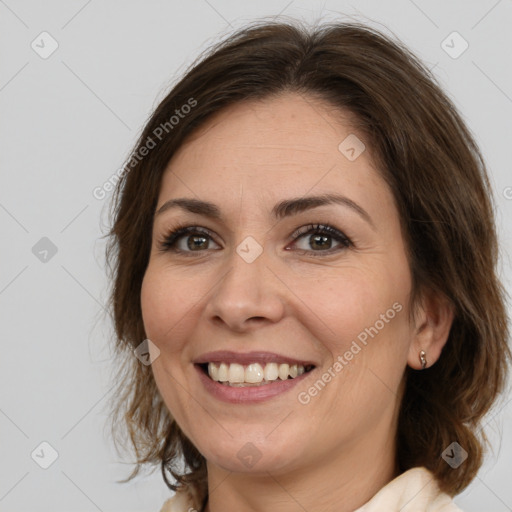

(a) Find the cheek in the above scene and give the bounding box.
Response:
[140,266,196,353]
[290,257,412,388]
[296,271,402,343]
[140,266,201,431]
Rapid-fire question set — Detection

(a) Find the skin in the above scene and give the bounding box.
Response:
[141,92,454,512]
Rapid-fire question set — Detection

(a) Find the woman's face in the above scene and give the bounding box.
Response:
[141,93,416,476]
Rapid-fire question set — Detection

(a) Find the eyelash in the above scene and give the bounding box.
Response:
[157,222,353,257]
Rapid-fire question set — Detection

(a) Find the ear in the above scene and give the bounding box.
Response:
[407,290,455,370]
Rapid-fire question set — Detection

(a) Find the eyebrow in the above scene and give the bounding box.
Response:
[155,193,375,229]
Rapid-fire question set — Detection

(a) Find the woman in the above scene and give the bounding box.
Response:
[105,19,511,512]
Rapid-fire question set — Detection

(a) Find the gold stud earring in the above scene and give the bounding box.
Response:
[419,350,427,370]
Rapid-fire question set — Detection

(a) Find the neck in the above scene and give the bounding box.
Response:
[203,424,398,512]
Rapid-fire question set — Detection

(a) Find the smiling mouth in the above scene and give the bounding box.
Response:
[197,362,315,387]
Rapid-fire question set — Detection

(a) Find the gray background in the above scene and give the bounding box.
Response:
[1,1,511,511]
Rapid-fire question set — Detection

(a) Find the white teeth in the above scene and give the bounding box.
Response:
[206,361,310,386]
[245,363,264,383]
[278,363,289,381]
[217,362,229,382]
[228,363,245,383]
[264,362,279,381]
[209,362,219,381]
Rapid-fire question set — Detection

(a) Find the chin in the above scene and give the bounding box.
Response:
[197,432,304,475]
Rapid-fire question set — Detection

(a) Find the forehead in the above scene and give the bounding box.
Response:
[169,93,368,167]
[159,93,389,218]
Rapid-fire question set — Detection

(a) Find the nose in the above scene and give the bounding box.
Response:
[204,245,285,332]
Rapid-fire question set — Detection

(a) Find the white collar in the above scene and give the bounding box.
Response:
[160,467,463,512]
[354,467,463,512]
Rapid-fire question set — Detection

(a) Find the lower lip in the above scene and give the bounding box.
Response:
[195,364,312,404]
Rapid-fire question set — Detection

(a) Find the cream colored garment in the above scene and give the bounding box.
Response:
[354,467,463,512]
[159,467,463,512]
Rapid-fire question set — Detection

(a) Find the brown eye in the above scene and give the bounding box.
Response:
[185,234,210,251]
[159,226,221,254]
[291,224,352,255]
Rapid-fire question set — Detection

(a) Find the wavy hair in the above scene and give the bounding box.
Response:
[104,19,511,500]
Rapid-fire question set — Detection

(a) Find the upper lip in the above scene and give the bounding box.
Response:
[193,350,317,367]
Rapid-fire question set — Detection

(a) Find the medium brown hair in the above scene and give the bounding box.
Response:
[105,19,511,499]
